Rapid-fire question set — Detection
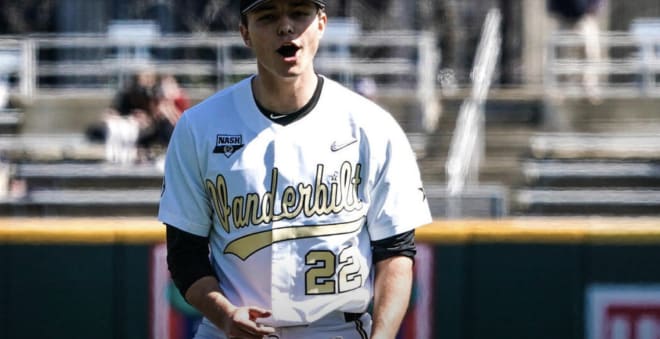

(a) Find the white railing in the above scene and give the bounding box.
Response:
[545,18,660,98]
[0,38,33,99]
[0,30,437,109]
[445,8,501,218]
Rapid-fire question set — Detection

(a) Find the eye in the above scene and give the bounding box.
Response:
[292,10,308,18]
[257,13,277,22]
[290,6,316,19]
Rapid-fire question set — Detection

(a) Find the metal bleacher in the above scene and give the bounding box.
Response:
[0,109,22,135]
[0,14,527,220]
[0,162,162,216]
[4,15,659,218]
[2,22,438,100]
[545,19,660,98]
[508,132,660,215]
[515,133,660,215]
[508,17,660,216]
[0,23,446,218]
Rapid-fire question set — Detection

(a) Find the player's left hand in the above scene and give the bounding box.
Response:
[224,306,276,338]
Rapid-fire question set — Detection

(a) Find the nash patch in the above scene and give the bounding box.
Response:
[213,134,244,158]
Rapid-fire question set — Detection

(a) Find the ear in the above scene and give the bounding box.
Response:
[239,23,251,47]
[317,11,327,37]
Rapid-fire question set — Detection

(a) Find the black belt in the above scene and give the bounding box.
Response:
[344,312,364,322]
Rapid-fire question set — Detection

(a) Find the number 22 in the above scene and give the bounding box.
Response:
[305,246,363,295]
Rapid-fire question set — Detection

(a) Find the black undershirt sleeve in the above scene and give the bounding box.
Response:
[371,230,417,264]
[165,224,216,299]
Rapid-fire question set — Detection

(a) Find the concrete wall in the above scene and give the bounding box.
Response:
[20,94,112,134]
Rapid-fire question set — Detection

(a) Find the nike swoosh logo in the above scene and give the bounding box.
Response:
[331,139,357,152]
[270,113,287,120]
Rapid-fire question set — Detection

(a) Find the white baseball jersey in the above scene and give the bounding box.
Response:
[158,75,432,329]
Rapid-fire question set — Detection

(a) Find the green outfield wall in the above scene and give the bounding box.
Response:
[2,217,660,339]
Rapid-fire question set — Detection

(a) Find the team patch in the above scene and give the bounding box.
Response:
[213,134,244,157]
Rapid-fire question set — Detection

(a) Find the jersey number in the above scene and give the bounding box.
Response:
[305,246,363,295]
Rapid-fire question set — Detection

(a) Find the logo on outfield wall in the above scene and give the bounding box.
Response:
[586,284,660,339]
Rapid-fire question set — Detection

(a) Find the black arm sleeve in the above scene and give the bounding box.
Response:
[166,224,217,299]
[371,230,417,264]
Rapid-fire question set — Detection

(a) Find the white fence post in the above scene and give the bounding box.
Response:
[20,39,36,100]
[417,31,440,134]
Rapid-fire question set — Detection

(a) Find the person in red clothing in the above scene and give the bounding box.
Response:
[154,74,191,146]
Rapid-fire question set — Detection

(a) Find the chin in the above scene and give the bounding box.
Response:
[278,66,305,78]
[259,62,309,79]
[280,72,304,80]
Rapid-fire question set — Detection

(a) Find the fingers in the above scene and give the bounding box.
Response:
[248,307,272,319]
[227,306,275,338]
[247,306,275,334]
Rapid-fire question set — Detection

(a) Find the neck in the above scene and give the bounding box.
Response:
[252,71,318,114]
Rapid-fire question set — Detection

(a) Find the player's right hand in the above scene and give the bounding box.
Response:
[223,306,275,338]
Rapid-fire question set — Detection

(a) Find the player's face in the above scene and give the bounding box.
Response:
[240,0,327,80]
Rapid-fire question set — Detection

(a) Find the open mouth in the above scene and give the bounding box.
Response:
[277,44,300,58]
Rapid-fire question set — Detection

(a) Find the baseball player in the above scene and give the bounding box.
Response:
[158,0,432,338]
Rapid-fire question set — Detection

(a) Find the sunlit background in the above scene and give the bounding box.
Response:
[1,1,660,339]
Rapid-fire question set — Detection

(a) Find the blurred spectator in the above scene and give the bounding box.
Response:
[104,112,140,164]
[0,77,8,110]
[355,76,378,101]
[105,69,159,163]
[86,69,187,164]
[112,69,159,119]
[0,73,25,127]
[548,0,604,103]
[416,0,454,141]
[153,74,190,146]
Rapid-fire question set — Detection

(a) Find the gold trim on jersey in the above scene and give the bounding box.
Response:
[224,217,365,260]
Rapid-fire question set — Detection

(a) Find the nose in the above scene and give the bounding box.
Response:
[277,16,294,36]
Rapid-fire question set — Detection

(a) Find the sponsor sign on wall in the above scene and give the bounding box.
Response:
[586,284,660,339]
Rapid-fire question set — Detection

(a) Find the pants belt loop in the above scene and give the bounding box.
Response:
[344,312,363,322]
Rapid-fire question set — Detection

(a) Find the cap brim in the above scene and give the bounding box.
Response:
[241,0,326,15]
[241,0,268,14]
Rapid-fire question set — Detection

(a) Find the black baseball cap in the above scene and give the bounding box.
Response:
[240,0,327,15]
